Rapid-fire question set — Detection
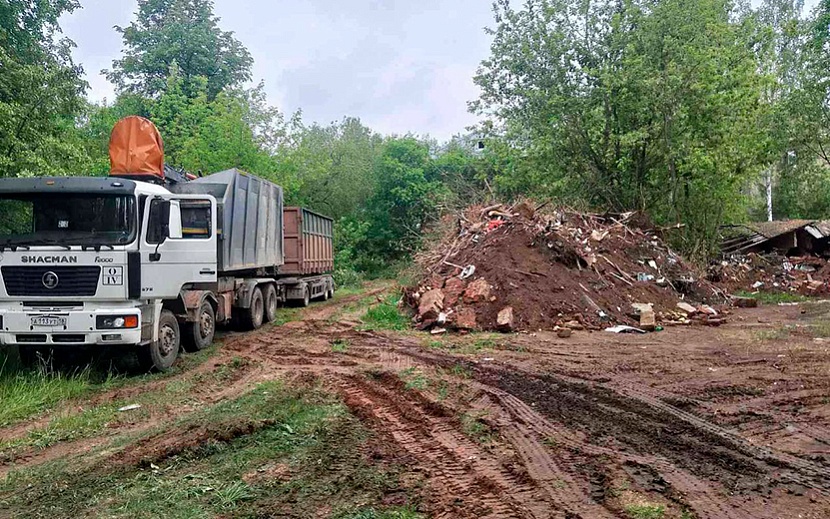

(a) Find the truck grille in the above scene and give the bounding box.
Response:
[1,266,101,297]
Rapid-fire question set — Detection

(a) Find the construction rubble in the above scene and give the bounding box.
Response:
[405,202,727,334]
[709,253,830,295]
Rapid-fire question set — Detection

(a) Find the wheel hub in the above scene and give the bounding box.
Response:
[159,325,177,356]
[199,310,214,339]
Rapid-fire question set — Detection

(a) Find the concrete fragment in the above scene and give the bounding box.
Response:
[676,302,697,314]
[418,289,444,321]
[497,306,515,331]
[698,305,718,316]
[564,320,584,330]
[639,307,656,331]
[463,278,492,303]
[454,307,478,330]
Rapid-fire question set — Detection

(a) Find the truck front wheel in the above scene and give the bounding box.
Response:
[183,301,215,352]
[241,287,265,330]
[138,310,181,372]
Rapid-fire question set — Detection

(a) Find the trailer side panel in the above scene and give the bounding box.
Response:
[282,207,333,275]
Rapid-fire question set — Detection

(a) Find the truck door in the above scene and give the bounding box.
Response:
[140,195,218,300]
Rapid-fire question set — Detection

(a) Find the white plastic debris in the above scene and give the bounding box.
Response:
[118,404,142,412]
[459,265,476,280]
[604,325,647,334]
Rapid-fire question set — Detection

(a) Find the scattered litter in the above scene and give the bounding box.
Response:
[119,404,142,412]
[605,325,647,334]
[460,265,476,279]
[407,202,724,333]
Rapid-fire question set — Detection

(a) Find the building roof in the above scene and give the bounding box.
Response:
[744,219,815,239]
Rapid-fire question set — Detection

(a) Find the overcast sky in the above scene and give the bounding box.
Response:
[60,0,494,141]
[60,0,820,142]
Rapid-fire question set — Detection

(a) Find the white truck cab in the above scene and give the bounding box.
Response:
[0,176,217,371]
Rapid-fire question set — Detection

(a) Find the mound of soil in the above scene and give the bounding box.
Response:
[407,203,723,332]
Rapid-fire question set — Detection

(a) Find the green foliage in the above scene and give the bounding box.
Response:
[360,296,409,331]
[473,0,772,259]
[106,0,253,99]
[0,360,106,428]
[0,0,89,178]
[624,503,666,519]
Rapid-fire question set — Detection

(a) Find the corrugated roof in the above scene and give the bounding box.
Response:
[809,221,830,237]
[745,220,815,239]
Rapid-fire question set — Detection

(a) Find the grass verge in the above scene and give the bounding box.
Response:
[0,380,422,518]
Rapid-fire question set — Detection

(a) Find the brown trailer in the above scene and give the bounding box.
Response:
[283,207,334,274]
[281,207,335,306]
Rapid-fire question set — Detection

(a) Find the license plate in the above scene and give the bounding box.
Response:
[31,316,66,327]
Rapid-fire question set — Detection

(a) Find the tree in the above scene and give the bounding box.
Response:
[0,0,89,177]
[473,0,770,258]
[363,138,445,261]
[281,118,383,220]
[105,0,253,99]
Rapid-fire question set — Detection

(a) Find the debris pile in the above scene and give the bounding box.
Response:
[406,203,725,333]
[709,253,830,295]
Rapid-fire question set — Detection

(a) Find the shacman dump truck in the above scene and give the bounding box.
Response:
[0,116,334,371]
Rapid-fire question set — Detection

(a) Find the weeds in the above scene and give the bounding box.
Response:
[460,412,493,444]
[735,291,809,305]
[214,480,254,508]
[335,507,423,519]
[399,368,428,391]
[450,364,472,379]
[0,358,114,428]
[360,296,409,331]
[624,503,665,519]
[332,339,351,353]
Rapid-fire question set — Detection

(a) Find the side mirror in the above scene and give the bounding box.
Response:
[149,199,171,245]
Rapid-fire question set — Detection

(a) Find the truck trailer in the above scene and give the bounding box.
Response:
[0,116,335,371]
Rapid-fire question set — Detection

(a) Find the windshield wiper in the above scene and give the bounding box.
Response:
[81,244,115,251]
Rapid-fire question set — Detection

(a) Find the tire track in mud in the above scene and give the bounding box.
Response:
[398,345,830,491]
[332,372,558,519]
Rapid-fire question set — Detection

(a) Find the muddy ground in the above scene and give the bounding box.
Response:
[1,287,829,518]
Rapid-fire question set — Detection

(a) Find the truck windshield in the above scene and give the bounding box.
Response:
[0,194,136,246]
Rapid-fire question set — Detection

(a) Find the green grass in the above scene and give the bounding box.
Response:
[735,291,810,305]
[274,307,303,326]
[399,368,428,391]
[0,380,422,518]
[334,507,423,519]
[0,359,115,428]
[359,295,409,331]
[459,412,494,444]
[625,503,665,519]
[332,339,351,352]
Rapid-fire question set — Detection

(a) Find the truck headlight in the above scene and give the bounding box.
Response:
[97,315,139,329]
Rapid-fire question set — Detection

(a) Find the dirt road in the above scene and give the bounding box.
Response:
[1,289,829,518]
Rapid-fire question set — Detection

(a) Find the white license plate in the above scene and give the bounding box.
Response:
[31,316,66,327]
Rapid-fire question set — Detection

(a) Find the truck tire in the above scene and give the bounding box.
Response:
[241,287,265,330]
[264,284,278,323]
[182,301,215,352]
[138,310,180,372]
[301,286,311,307]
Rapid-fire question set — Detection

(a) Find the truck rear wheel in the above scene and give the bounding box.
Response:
[138,310,180,372]
[301,286,311,307]
[182,301,215,352]
[241,287,265,330]
[264,284,278,323]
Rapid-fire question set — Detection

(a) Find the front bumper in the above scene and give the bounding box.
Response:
[0,307,142,346]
